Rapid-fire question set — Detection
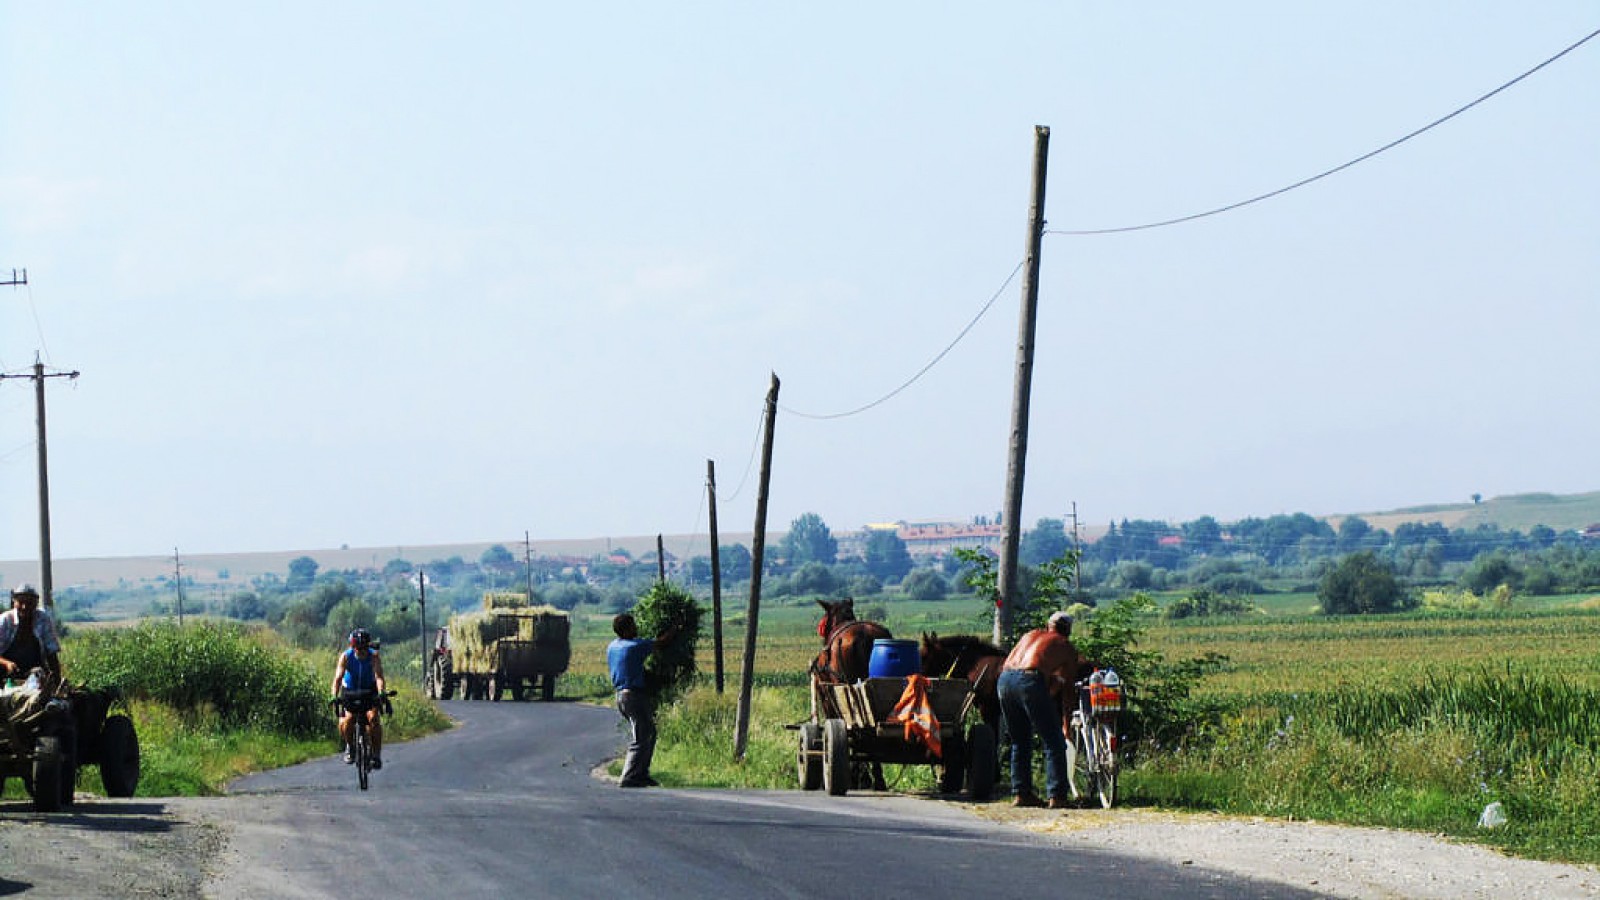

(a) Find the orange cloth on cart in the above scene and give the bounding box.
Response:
[886,673,942,758]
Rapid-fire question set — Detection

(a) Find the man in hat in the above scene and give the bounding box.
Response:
[997,610,1082,809]
[0,583,61,681]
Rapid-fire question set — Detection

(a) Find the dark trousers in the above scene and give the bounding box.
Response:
[616,689,657,785]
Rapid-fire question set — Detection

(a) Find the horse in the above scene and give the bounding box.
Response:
[810,597,891,685]
[918,632,1004,736]
[811,598,892,790]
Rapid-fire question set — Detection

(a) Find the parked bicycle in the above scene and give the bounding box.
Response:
[334,689,395,791]
[1065,668,1122,808]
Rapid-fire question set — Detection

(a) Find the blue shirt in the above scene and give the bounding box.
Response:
[341,648,379,692]
[607,638,653,691]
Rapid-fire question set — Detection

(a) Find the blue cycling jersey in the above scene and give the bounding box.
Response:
[341,648,379,692]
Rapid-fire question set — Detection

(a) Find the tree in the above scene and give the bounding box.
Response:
[223,591,266,620]
[782,513,837,566]
[719,543,752,581]
[325,596,376,640]
[863,529,912,582]
[787,562,840,597]
[480,545,516,570]
[1462,552,1522,595]
[1020,518,1071,566]
[1318,552,1407,615]
[287,556,319,591]
[1180,516,1223,554]
[900,569,948,602]
[1336,516,1374,552]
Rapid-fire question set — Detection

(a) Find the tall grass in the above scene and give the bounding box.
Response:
[38,619,452,797]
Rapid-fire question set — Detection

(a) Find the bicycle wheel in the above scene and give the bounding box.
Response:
[1067,716,1091,803]
[1092,720,1117,808]
[356,726,370,791]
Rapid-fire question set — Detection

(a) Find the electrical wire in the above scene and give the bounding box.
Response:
[720,403,769,506]
[779,258,1026,420]
[1046,25,1600,236]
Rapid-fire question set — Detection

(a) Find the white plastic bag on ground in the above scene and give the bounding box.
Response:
[1478,801,1507,828]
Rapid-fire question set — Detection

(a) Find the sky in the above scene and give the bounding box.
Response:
[1,3,1596,562]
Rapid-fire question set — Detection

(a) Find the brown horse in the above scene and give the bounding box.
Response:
[811,598,892,790]
[919,632,1004,736]
[810,598,892,684]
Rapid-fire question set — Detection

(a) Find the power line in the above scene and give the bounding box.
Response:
[1047,25,1600,237]
[779,258,1025,420]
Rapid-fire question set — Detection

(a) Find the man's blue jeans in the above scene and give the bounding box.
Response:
[997,668,1067,800]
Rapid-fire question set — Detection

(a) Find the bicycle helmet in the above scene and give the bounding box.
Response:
[349,628,372,649]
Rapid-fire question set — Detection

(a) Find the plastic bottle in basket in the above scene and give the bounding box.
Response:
[1090,667,1122,713]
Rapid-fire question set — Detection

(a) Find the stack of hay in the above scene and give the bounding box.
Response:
[447,605,570,673]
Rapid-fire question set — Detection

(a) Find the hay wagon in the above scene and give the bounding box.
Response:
[431,603,570,702]
[795,674,996,800]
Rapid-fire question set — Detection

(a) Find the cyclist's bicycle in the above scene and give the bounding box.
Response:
[1065,669,1122,808]
[334,689,395,791]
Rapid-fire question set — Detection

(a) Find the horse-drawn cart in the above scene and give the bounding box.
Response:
[796,674,996,800]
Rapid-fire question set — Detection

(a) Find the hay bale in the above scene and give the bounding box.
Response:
[446,606,570,674]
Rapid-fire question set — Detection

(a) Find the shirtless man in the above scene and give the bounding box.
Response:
[997,611,1081,808]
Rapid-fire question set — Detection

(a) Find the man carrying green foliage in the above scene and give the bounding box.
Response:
[607,613,678,788]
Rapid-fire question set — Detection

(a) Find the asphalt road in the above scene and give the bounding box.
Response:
[205,699,1326,900]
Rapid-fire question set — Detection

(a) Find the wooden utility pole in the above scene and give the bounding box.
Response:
[1,269,25,287]
[706,459,724,694]
[996,125,1051,645]
[734,374,779,759]
[0,358,79,608]
[657,534,667,582]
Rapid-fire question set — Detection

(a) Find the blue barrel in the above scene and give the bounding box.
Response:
[868,639,921,678]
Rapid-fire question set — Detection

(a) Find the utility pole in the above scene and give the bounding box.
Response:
[0,357,79,608]
[706,459,724,694]
[735,374,779,760]
[417,567,428,690]
[996,125,1051,645]
[173,548,186,626]
[2,269,25,287]
[524,531,536,600]
[1069,501,1083,595]
[656,534,666,582]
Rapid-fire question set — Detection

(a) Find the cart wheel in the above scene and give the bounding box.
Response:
[99,715,141,798]
[59,728,78,807]
[796,722,823,790]
[511,683,526,702]
[822,719,850,796]
[30,736,63,813]
[938,730,966,795]
[965,723,997,801]
[440,675,456,701]
[489,674,503,702]
[542,673,556,702]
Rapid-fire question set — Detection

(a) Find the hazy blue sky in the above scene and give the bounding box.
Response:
[2,4,1596,561]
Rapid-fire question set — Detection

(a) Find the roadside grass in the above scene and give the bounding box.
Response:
[574,595,1600,864]
[2,620,454,799]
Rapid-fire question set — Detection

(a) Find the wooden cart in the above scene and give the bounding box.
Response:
[795,675,996,800]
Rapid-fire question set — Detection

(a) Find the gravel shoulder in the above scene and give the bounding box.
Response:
[963,803,1600,899]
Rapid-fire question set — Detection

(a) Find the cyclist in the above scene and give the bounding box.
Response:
[332,627,386,769]
[0,583,61,683]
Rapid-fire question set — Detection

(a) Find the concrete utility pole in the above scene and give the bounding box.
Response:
[996,125,1051,645]
[735,374,779,759]
[524,531,536,600]
[706,459,725,694]
[173,548,186,626]
[0,357,79,608]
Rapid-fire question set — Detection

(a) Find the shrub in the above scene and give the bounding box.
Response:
[630,582,703,704]
[69,620,328,736]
